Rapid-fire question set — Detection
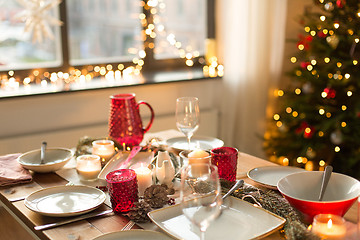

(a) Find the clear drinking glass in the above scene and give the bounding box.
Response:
[180,163,222,240]
[176,97,200,150]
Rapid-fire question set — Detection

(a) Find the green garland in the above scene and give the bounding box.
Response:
[221,180,320,240]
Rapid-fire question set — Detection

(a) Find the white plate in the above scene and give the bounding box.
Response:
[166,136,224,151]
[148,196,285,240]
[93,230,174,240]
[98,152,154,180]
[247,166,306,189]
[25,185,106,217]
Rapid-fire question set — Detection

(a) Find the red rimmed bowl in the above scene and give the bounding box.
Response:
[277,171,360,223]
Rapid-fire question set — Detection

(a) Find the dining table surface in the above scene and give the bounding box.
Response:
[0,129,358,240]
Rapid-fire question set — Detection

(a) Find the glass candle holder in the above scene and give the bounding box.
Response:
[106,169,138,213]
[210,147,238,182]
[92,139,115,166]
[311,214,346,240]
[76,155,102,181]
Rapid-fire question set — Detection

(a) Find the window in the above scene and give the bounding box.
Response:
[0,0,212,95]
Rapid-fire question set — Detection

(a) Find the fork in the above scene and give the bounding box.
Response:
[121,220,135,231]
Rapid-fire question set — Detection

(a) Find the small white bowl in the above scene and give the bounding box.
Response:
[18,148,74,173]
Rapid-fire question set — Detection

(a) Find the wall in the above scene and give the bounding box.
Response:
[0,79,221,155]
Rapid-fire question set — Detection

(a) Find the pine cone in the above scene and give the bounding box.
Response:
[127,201,152,223]
[143,184,175,208]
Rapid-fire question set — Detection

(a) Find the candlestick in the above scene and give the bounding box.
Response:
[311,214,346,240]
[133,166,152,196]
[76,155,102,181]
[92,139,115,165]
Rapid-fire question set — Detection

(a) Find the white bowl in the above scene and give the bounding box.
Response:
[18,148,74,173]
[277,171,360,222]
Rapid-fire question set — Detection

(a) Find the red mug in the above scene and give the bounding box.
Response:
[109,93,154,147]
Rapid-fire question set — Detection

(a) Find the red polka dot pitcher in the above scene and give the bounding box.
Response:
[109,93,154,147]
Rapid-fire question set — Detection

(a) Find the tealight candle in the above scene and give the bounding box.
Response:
[76,155,102,181]
[311,214,346,240]
[92,140,115,165]
[133,166,152,196]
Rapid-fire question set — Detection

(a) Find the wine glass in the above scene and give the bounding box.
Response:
[176,97,200,150]
[180,163,222,240]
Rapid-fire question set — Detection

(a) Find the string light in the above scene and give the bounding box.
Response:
[1,0,222,92]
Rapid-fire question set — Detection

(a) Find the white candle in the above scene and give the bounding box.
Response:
[312,214,346,240]
[188,149,211,164]
[92,140,115,165]
[134,166,152,196]
[187,149,211,177]
[76,155,102,181]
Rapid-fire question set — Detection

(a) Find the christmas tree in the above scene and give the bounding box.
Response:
[264,0,360,178]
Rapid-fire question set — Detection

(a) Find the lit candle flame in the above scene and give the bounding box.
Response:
[327,219,333,229]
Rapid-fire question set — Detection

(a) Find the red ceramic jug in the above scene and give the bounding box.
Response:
[109,93,154,147]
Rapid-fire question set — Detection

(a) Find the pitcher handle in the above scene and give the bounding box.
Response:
[137,101,155,133]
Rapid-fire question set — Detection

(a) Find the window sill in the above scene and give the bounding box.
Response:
[0,68,220,99]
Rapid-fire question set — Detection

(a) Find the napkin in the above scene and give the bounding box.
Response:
[0,153,32,187]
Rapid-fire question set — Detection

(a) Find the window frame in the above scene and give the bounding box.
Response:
[0,0,215,85]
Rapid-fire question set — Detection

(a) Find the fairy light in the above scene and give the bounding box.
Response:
[341,122,347,127]
[318,131,324,137]
[320,15,326,21]
[324,57,330,63]
[326,112,331,118]
[304,26,310,32]
[298,44,305,50]
[295,88,301,95]
[310,31,316,36]
[307,65,313,71]
[319,160,325,166]
[353,60,358,65]
[290,57,297,63]
[296,157,303,164]
[319,108,325,115]
[273,114,280,121]
[292,111,298,117]
[341,105,347,111]
[347,91,353,96]
[286,107,292,113]
[311,60,317,65]
[276,121,282,127]
[334,22,340,29]
[355,38,359,43]
[1,1,222,92]
[334,146,340,152]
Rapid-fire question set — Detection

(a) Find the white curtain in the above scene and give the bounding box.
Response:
[216,0,288,158]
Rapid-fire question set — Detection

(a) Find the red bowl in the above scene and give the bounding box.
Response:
[277,171,360,223]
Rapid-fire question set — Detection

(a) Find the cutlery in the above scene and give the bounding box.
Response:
[40,141,47,164]
[222,179,244,200]
[121,220,135,231]
[319,165,333,201]
[118,146,141,169]
[34,209,113,231]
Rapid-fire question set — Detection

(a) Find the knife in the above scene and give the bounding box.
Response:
[34,209,114,231]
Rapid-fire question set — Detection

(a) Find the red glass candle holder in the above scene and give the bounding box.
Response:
[210,147,238,182]
[106,169,138,213]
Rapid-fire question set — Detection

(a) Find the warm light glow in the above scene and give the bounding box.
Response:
[337,62,342,68]
[292,111,298,117]
[311,60,317,65]
[276,121,282,127]
[319,160,325,166]
[334,22,340,29]
[286,107,292,113]
[304,26,310,32]
[321,92,327,98]
[353,60,358,65]
[298,44,305,50]
[320,15,326,21]
[344,73,350,79]
[310,31,316,36]
[326,112,331,118]
[273,114,280,120]
[355,38,360,43]
[318,131,324,137]
[335,146,340,152]
[342,105,347,111]
[341,122,347,127]
[290,57,297,63]
[324,57,330,63]
[327,219,333,228]
[319,108,325,115]
[295,88,301,95]
[347,91,353,96]
[307,65,313,71]
[282,157,289,166]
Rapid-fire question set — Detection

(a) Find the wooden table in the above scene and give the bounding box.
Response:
[0,132,358,240]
